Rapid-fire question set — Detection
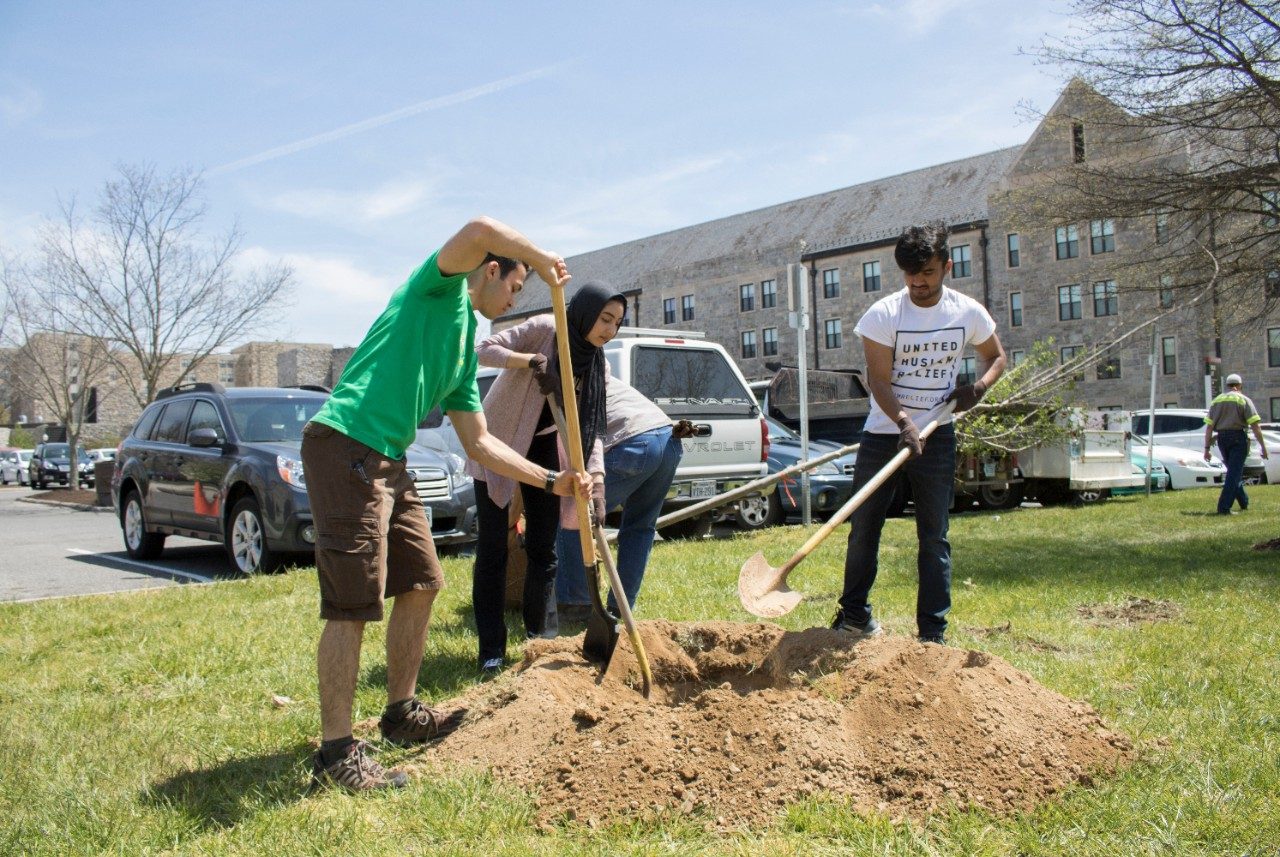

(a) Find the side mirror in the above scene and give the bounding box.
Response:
[189,428,222,448]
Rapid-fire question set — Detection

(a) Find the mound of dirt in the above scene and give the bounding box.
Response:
[405,621,1132,828]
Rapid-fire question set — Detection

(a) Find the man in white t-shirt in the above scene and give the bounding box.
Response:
[832,222,1006,645]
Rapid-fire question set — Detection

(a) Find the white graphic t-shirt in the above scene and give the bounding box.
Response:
[855,286,997,434]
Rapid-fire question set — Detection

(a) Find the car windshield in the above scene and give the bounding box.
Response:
[44,444,69,457]
[630,345,757,418]
[227,397,327,442]
[765,416,799,440]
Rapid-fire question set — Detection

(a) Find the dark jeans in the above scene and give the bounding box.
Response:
[839,424,956,638]
[556,427,683,610]
[471,431,560,664]
[1215,429,1249,513]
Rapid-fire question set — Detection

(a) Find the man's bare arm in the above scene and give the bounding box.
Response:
[448,409,590,497]
[973,333,1007,390]
[863,338,909,424]
[435,216,569,290]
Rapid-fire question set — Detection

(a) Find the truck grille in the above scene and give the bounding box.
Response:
[408,467,450,500]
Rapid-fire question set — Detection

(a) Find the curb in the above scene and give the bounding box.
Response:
[16,496,114,514]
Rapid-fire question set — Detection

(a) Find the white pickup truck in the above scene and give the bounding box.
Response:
[604,328,770,539]
[1018,409,1144,504]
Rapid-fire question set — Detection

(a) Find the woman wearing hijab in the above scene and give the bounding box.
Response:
[466,281,624,675]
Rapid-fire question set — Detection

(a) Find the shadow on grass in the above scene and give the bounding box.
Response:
[143,743,312,830]
[359,641,486,699]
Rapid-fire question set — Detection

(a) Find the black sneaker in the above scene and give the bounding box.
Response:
[830,611,883,638]
[918,635,946,645]
[379,699,466,747]
[310,740,407,792]
[479,657,505,680]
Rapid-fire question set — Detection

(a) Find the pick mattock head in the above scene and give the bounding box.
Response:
[737,551,804,618]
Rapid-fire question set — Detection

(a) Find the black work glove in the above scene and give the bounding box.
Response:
[532,359,562,401]
[592,495,607,526]
[897,416,924,459]
[672,419,697,439]
[945,380,987,413]
[526,353,548,375]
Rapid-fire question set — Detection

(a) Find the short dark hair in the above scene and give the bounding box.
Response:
[482,253,525,278]
[894,222,950,274]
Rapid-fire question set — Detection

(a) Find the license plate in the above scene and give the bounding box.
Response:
[424,505,433,529]
[983,462,996,478]
[691,479,716,499]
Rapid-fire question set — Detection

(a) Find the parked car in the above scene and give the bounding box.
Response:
[1,449,32,485]
[29,442,93,489]
[112,382,476,576]
[1131,408,1266,484]
[1113,452,1170,496]
[1259,430,1280,484]
[86,447,118,463]
[734,416,855,528]
[1131,442,1226,490]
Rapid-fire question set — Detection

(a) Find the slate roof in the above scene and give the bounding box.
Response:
[505,145,1023,320]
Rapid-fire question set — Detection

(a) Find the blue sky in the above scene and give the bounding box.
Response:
[1,1,1076,347]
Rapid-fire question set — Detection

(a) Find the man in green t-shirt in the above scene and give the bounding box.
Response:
[301,216,590,792]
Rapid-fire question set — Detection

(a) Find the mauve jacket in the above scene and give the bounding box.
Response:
[464,313,605,526]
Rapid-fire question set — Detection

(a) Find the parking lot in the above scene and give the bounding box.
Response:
[0,486,234,603]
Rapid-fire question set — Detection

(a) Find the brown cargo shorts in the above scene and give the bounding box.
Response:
[300,421,444,622]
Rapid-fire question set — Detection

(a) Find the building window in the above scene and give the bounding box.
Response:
[1090,218,1115,254]
[1272,397,1280,422]
[862,261,881,293]
[761,279,777,309]
[1161,336,1177,375]
[1097,355,1121,380]
[1058,284,1082,320]
[1267,270,1280,299]
[824,318,842,349]
[951,244,972,278]
[1155,210,1170,244]
[1055,225,1079,259]
[740,331,757,359]
[681,294,695,321]
[822,268,840,299]
[957,357,976,386]
[1268,327,1280,368]
[1263,190,1279,227]
[1009,291,1023,327]
[1061,345,1084,381]
[1072,122,1086,163]
[1007,233,1020,267]
[1159,274,1174,308]
[739,283,755,312]
[663,298,676,325]
[763,327,778,357]
[1092,280,1118,317]
[1010,349,1025,366]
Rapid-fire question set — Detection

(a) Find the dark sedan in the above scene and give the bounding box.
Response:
[733,417,857,529]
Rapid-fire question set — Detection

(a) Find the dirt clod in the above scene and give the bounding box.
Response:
[407,621,1133,828]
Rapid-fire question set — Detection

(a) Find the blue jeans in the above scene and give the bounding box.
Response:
[1215,430,1249,513]
[556,427,682,610]
[839,425,956,638]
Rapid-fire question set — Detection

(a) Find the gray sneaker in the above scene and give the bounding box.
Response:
[311,740,407,792]
[830,612,883,638]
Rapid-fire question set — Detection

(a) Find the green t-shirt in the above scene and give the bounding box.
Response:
[312,250,482,459]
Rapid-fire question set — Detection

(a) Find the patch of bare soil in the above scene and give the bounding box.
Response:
[971,622,1065,653]
[1077,597,1180,627]
[1252,537,1280,551]
[29,488,99,505]
[404,621,1133,829]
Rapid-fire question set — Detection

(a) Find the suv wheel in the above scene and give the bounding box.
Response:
[122,490,166,559]
[657,512,713,541]
[733,495,772,531]
[227,496,280,575]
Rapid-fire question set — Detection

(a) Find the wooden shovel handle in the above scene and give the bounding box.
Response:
[548,282,595,566]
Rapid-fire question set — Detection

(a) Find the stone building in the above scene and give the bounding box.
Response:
[503,82,1280,421]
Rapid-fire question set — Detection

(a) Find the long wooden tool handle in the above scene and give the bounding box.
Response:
[548,283,596,567]
[594,526,653,698]
[776,403,956,578]
[647,439,861,536]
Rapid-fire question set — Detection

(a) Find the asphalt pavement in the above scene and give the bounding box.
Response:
[0,485,236,603]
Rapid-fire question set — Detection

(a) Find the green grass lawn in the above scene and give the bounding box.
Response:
[2,487,1277,856]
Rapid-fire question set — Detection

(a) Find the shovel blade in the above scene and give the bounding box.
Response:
[737,551,804,618]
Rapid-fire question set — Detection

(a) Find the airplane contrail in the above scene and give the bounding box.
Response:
[210,62,569,175]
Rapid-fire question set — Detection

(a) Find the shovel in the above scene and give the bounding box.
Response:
[738,402,956,618]
[546,287,653,698]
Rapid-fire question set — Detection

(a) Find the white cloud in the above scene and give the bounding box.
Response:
[209,62,572,175]
[262,179,435,223]
[0,81,41,127]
